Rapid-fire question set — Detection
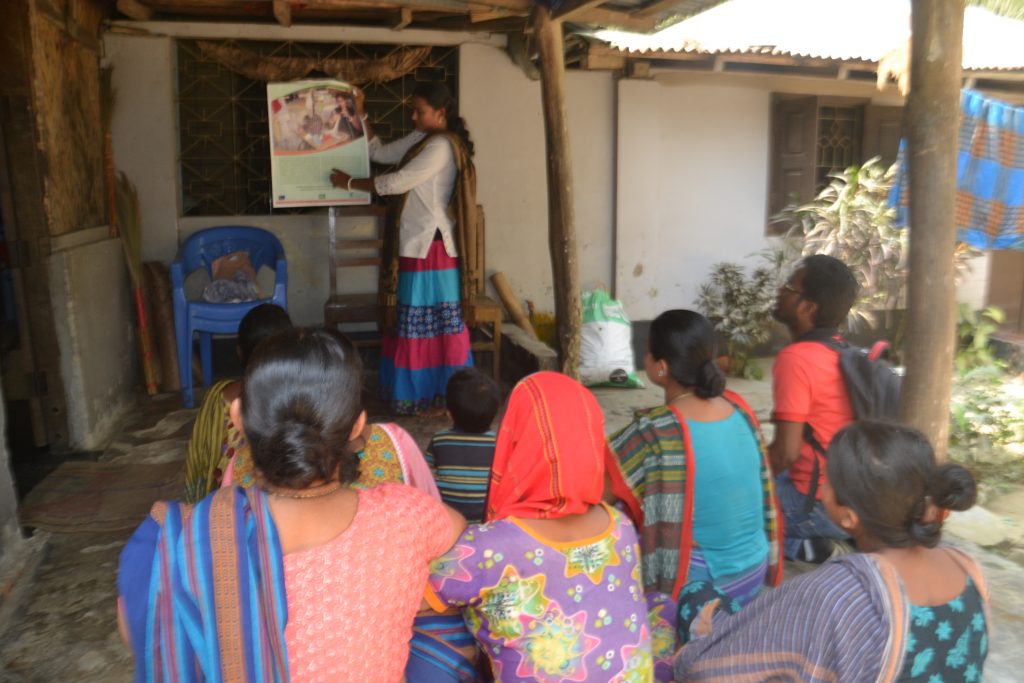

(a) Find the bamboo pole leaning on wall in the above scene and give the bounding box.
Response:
[533,3,582,378]
[899,0,966,460]
[116,173,159,396]
[490,272,538,338]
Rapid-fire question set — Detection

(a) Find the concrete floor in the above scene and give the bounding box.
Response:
[1,365,1022,681]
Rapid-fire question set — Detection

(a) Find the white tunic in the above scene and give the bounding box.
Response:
[370,131,458,260]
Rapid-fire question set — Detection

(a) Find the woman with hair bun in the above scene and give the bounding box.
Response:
[606,310,783,615]
[118,328,465,682]
[674,420,990,683]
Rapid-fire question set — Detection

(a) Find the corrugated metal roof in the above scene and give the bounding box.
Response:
[595,0,1024,71]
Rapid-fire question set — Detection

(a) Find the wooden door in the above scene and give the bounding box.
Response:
[769,95,818,234]
[987,250,1024,333]
[863,104,904,169]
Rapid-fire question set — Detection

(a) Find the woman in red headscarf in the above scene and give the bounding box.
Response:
[423,372,672,682]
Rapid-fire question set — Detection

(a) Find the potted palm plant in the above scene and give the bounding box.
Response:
[696,257,783,380]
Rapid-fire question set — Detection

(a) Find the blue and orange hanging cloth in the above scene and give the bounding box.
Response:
[890,89,1024,249]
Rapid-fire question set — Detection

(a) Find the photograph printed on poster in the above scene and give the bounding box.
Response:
[267,80,370,207]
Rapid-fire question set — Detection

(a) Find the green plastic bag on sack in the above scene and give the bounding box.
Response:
[580,289,644,388]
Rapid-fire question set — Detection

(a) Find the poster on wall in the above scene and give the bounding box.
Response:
[267,79,370,208]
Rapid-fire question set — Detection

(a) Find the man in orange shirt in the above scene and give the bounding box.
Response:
[769,255,858,562]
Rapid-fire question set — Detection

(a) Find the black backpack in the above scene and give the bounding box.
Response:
[799,331,903,510]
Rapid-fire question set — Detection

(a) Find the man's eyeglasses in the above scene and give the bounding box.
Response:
[781,283,803,297]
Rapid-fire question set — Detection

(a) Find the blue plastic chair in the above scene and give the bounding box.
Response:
[171,226,287,408]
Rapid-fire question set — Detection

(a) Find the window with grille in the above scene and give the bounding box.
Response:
[768,94,903,234]
[176,40,459,216]
[815,105,863,189]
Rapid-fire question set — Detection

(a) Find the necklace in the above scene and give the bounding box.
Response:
[263,481,343,499]
[666,390,693,404]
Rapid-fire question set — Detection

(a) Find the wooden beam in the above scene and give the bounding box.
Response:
[581,48,625,70]
[469,5,505,22]
[117,0,154,20]
[34,0,101,51]
[554,0,605,22]
[131,0,652,29]
[707,51,870,69]
[635,0,682,17]
[469,10,505,21]
[628,60,651,78]
[593,45,884,74]
[899,0,966,460]
[394,6,412,27]
[571,7,654,31]
[533,4,581,378]
[307,0,531,12]
[272,0,292,26]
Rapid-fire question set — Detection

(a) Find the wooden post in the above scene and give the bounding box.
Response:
[532,4,581,378]
[899,0,965,459]
[116,0,153,21]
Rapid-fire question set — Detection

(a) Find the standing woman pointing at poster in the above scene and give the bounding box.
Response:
[331,83,477,415]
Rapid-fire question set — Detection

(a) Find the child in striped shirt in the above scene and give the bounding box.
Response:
[425,369,500,523]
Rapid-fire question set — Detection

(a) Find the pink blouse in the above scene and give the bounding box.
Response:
[283,484,452,682]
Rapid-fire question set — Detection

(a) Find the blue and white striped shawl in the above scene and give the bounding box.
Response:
[674,550,990,683]
[118,486,289,683]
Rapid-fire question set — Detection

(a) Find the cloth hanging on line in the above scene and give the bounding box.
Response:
[890,89,1024,249]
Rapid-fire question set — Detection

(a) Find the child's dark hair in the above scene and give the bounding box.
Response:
[238,304,293,367]
[827,420,976,549]
[446,368,500,433]
[799,255,859,329]
[412,82,474,157]
[648,309,726,399]
[242,327,364,489]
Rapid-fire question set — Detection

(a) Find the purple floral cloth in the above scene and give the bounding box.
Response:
[427,505,677,682]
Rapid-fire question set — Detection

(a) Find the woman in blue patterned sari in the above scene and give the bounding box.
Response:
[674,421,991,683]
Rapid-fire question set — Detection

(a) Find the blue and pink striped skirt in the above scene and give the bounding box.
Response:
[380,236,473,415]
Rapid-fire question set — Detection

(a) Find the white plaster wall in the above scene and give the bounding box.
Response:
[105,33,615,320]
[105,34,180,263]
[957,252,991,309]
[616,80,773,321]
[49,232,136,449]
[461,43,615,310]
[632,69,999,315]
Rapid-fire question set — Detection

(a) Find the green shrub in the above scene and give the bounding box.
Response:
[696,257,784,380]
[955,304,1005,374]
[949,368,1024,494]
